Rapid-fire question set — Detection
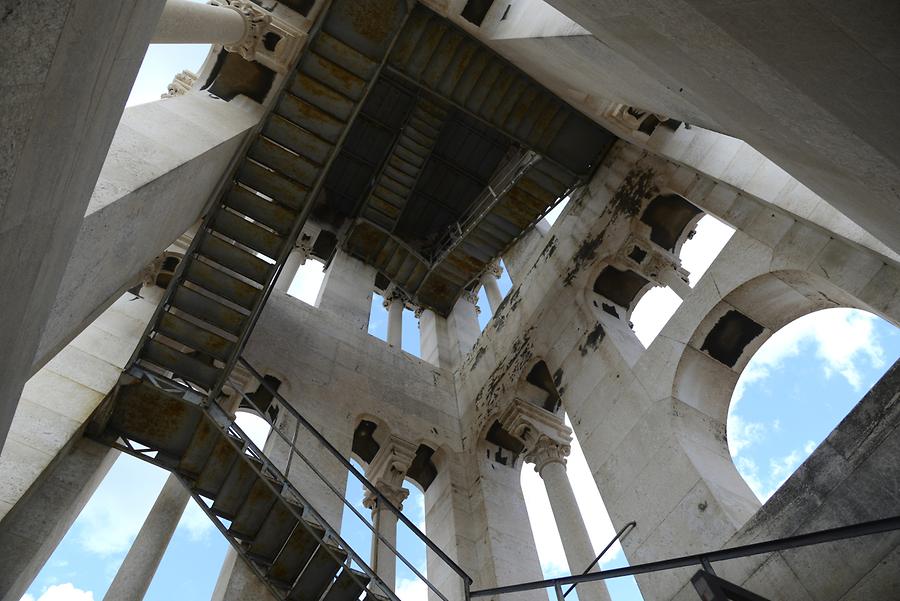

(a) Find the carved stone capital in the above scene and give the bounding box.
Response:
[365,435,417,494]
[484,259,503,279]
[210,0,271,61]
[161,69,198,99]
[210,0,303,73]
[362,480,410,512]
[460,290,481,313]
[382,288,410,309]
[524,434,571,473]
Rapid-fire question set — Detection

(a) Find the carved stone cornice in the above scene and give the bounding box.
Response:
[499,398,572,472]
[363,435,417,510]
[210,0,303,73]
[161,70,198,99]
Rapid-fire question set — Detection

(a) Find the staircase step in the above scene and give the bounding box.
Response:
[321,567,370,601]
[198,235,273,285]
[223,185,296,236]
[212,208,285,260]
[247,499,303,562]
[286,542,346,601]
[263,115,333,165]
[229,478,281,542]
[194,434,242,498]
[170,286,246,337]
[178,416,220,478]
[269,521,327,587]
[237,160,310,212]
[249,136,320,188]
[212,457,264,520]
[300,52,366,101]
[141,339,221,391]
[276,94,345,144]
[312,32,378,81]
[289,73,355,122]
[183,260,261,311]
[157,312,233,363]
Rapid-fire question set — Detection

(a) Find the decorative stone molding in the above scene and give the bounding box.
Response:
[484,259,503,280]
[499,398,572,472]
[363,435,418,510]
[461,290,481,313]
[524,434,571,473]
[382,288,410,309]
[161,70,198,99]
[210,0,304,73]
[614,231,690,297]
[413,306,425,319]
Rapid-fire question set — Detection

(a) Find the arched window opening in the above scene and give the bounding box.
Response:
[368,292,422,357]
[352,420,381,465]
[679,214,735,286]
[727,308,900,502]
[520,414,644,600]
[234,409,273,449]
[639,193,701,253]
[592,265,651,315]
[127,42,210,107]
[630,285,682,348]
[241,375,282,420]
[286,258,326,305]
[524,361,563,414]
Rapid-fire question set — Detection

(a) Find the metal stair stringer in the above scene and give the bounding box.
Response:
[125,0,414,404]
[88,369,392,601]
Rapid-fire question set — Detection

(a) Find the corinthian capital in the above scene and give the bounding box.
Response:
[210,0,271,62]
[524,435,571,473]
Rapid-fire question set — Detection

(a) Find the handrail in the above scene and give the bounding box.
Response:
[228,376,451,601]
[562,521,636,597]
[238,356,474,585]
[469,515,900,597]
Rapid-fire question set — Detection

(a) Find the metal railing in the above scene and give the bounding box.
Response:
[469,515,900,601]
[232,357,473,600]
[563,521,636,598]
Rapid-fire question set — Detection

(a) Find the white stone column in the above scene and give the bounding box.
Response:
[275,243,310,292]
[316,249,377,332]
[153,0,248,45]
[446,292,481,367]
[103,474,191,601]
[480,261,503,314]
[363,437,417,590]
[502,400,612,601]
[384,291,406,348]
[417,308,452,368]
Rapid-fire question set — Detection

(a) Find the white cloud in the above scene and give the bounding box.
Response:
[178,498,215,542]
[74,456,168,556]
[22,583,94,601]
[803,440,817,455]
[726,414,768,457]
[395,576,428,601]
[733,308,885,406]
[286,259,326,305]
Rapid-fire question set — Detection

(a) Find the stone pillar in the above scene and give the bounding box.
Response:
[418,309,453,369]
[501,400,612,601]
[446,292,481,367]
[527,440,611,601]
[503,219,550,285]
[0,0,165,454]
[480,261,504,314]
[153,0,250,46]
[274,243,310,292]
[103,474,191,601]
[384,291,406,348]
[363,437,417,589]
[316,249,377,332]
[0,438,118,601]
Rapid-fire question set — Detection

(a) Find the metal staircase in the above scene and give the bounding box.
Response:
[127,0,407,401]
[90,2,476,600]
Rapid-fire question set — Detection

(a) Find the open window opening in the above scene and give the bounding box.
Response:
[679,214,735,286]
[286,258,326,305]
[727,308,900,503]
[127,41,211,107]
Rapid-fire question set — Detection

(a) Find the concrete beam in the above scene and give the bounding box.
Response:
[31,93,262,374]
[0,0,166,452]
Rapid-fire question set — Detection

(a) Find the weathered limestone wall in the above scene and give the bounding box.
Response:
[0,0,165,452]
[0,285,163,521]
[32,93,262,373]
[669,360,900,600]
[454,139,900,600]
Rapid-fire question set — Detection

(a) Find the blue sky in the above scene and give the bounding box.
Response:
[22,37,900,601]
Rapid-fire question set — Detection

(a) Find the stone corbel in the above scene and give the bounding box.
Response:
[614,232,691,296]
[363,435,418,510]
[499,397,572,459]
[211,0,304,73]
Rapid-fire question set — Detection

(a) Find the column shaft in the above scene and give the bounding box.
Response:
[386,300,403,348]
[152,0,247,45]
[481,275,503,314]
[104,474,191,601]
[370,505,401,588]
[275,246,307,292]
[539,461,612,601]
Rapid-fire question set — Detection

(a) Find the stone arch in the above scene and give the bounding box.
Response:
[638,192,703,255]
[350,414,389,466]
